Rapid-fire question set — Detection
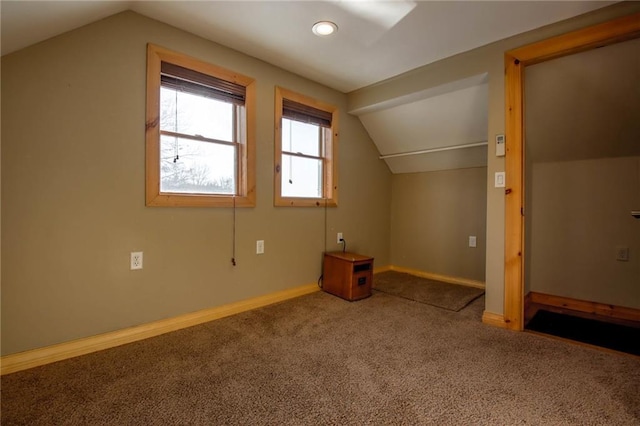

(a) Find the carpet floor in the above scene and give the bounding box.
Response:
[373,271,484,311]
[2,292,639,425]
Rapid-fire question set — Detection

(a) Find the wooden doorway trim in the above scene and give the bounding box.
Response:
[503,13,640,331]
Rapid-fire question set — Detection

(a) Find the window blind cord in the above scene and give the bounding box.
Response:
[231,195,236,266]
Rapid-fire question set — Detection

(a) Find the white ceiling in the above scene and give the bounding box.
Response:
[359,75,489,172]
[1,1,615,93]
[1,0,621,175]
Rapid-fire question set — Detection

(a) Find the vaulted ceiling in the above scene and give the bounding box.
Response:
[1,1,618,173]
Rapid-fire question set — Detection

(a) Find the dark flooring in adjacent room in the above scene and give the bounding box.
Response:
[526,309,640,356]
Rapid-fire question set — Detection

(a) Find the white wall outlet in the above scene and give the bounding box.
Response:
[495,172,505,188]
[337,232,343,244]
[130,252,143,270]
[469,236,477,248]
[616,246,629,262]
[256,240,264,254]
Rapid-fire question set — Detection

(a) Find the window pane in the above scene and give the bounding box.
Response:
[281,154,322,198]
[282,118,320,157]
[160,135,236,194]
[161,87,234,142]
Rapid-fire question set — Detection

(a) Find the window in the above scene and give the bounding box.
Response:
[146,44,255,207]
[274,87,338,207]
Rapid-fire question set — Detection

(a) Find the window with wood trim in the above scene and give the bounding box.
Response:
[146,44,255,207]
[274,87,338,207]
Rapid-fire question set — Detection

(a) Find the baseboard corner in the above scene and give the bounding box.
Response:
[373,264,392,274]
[482,311,508,328]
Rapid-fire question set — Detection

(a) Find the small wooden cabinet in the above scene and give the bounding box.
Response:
[322,252,374,301]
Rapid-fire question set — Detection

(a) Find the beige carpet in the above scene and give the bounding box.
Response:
[373,270,484,311]
[2,291,639,425]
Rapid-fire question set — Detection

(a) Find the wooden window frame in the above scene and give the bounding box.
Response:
[146,44,256,207]
[274,86,339,207]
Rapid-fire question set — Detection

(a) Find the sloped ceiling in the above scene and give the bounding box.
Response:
[0,1,614,93]
[1,1,620,174]
[357,74,488,173]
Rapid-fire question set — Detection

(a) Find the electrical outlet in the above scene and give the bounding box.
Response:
[337,232,343,244]
[616,246,629,262]
[256,240,264,254]
[469,236,477,248]
[130,252,143,270]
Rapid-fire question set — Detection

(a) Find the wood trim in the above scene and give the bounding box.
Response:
[504,52,525,331]
[387,265,485,289]
[243,80,257,206]
[145,43,256,207]
[482,311,508,329]
[529,292,640,323]
[508,13,640,66]
[145,44,162,206]
[373,264,392,274]
[503,13,640,332]
[1,283,319,376]
[274,86,338,207]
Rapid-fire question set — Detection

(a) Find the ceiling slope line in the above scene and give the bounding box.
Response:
[348,73,488,116]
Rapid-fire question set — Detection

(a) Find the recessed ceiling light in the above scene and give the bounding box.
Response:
[312,21,338,36]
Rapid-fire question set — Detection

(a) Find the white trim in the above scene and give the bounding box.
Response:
[379,141,488,160]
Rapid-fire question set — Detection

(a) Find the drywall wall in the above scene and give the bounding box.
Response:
[525,37,640,164]
[0,11,392,355]
[348,2,640,316]
[528,157,640,309]
[523,36,640,304]
[390,167,487,282]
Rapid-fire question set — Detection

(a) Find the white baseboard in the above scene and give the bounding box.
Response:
[1,283,319,375]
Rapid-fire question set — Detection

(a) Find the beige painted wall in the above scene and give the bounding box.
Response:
[523,37,640,306]
[525,37,640,163]
[348,2,640,316]
[390,168,487,281]
[528,158,640,309]
[0,11,392,356]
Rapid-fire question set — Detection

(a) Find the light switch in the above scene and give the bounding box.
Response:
[495,172,505,188]
[469,236,477,248]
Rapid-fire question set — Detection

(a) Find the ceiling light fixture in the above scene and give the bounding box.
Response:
[312,21,338,36]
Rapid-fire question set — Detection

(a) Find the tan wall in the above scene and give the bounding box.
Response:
[528,157,640,309]
[390,168,487,281]
[348,2,640,316]
[523,37,640,305]
[0,11,392,356]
